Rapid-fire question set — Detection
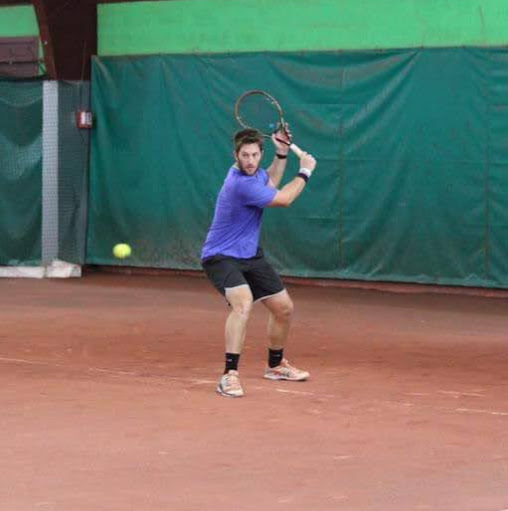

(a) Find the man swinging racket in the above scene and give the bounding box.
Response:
[201,125,317,397]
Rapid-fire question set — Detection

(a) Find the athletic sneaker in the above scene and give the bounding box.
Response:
[217,370,244,397]
[264,359,310,381]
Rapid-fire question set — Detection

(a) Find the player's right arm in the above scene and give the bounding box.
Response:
[268,152,317,208]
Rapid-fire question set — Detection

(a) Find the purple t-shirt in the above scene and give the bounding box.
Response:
[201,166,277,260]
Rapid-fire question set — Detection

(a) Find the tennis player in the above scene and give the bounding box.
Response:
[201,126,317,397]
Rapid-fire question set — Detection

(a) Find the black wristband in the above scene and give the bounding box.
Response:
[297,172,309,183]
[276,153,288,159]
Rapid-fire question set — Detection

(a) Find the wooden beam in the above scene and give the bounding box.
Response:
[32,0,55,78]
[33,0,96,80]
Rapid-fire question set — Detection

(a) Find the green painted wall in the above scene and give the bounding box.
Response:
[99,0,508,56]
[0,6,39,37]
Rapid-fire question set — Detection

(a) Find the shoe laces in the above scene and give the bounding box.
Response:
[223,371,241,387]
[277,360,301,375]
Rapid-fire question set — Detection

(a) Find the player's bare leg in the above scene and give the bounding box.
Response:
[263,290,293,349]
[262,290,309,381]
[217,285,253,397]
[225,284,253,353]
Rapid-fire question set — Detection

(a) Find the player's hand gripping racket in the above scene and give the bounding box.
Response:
[235,90,304,158]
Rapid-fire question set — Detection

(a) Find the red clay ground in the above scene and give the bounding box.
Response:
[1,272,507,511]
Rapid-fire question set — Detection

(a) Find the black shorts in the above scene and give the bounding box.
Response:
[201,248,284,302]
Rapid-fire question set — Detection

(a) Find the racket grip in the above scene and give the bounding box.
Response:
[289,143,304,158]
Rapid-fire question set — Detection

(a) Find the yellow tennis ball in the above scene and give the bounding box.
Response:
[113,243,132,259]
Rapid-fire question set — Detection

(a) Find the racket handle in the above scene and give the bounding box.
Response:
[289,143,304,158]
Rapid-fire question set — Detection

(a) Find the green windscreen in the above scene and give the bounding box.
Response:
[88,49,508,288]
[57,81,90,264]
[0,79,42,265]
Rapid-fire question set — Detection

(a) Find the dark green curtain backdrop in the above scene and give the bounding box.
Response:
[0,80,42,265]
[88,49,508,287]
[57,81,90,264]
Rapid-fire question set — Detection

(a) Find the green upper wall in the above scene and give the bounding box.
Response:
[98,0,508,56]
[0,5,39,37]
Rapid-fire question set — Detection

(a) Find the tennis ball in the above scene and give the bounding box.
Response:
[113,243,132,259]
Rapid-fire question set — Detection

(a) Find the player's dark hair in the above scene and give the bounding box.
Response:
[234,129,264,153]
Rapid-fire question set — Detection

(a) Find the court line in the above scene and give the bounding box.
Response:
[437,390,485,398]
[87,367,138,376]
[0,356,63,366]
[2,357,507,415]
[275,388,320,397]
[455,408,508,417]
[88,367,216,384]
[0,356,217,384]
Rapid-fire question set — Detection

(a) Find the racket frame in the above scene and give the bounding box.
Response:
[234,89,304,158]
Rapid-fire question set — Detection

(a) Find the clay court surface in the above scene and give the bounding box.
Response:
[1,272,507,511]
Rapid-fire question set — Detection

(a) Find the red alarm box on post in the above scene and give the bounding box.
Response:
[76,110,93,129]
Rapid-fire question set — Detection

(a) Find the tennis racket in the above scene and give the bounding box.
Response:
[234,90,304,158]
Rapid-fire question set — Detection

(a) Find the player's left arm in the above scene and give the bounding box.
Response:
[267,125,291,188]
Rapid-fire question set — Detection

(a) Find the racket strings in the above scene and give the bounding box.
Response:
[236,94,281,136]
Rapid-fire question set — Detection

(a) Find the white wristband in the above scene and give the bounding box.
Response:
[299,167,313,178]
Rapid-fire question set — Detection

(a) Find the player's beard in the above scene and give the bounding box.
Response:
[237,161,259,175]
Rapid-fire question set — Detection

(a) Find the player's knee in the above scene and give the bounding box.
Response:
[232,299,253,319]
[277,298,294,319]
